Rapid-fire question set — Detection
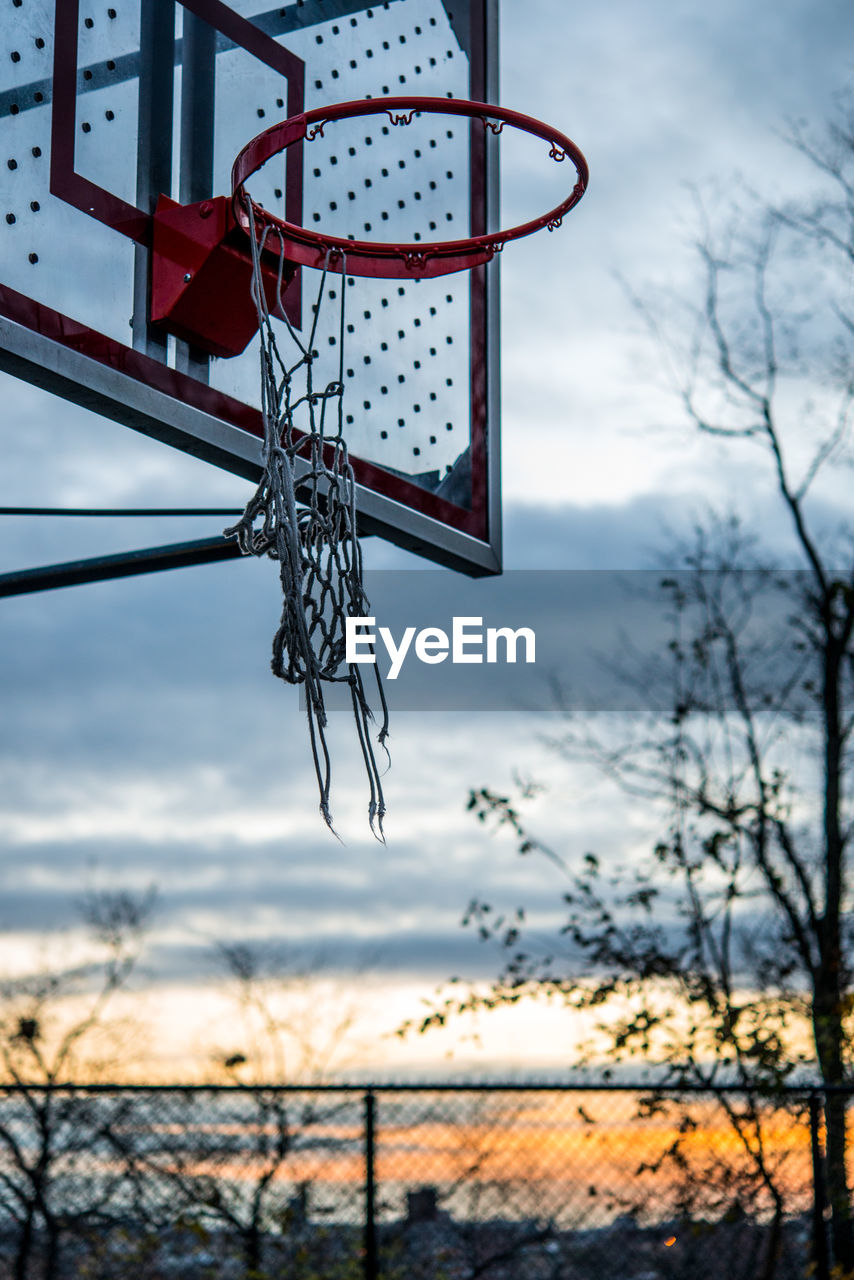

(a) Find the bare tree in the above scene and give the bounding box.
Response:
[408,100,854,1277]
[209,939,371,1085]
[0,887,154,1280]
[111,942,376,1277]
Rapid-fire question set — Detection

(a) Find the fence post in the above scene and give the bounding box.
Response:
[364,1089,378,1280]
[809,1091,830,1280]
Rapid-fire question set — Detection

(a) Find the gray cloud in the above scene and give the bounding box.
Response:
[1,1,852,1067]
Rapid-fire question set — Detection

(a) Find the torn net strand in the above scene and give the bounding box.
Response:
[225,206,389,837]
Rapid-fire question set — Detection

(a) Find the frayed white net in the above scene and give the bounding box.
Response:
[225,213,388,838]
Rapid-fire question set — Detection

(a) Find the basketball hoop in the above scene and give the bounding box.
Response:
[232,96,589,279]
[222,98,587,835]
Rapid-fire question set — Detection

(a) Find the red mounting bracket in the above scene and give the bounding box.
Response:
[150,195,297,358]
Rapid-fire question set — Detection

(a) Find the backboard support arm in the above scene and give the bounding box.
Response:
[133,0,175,359]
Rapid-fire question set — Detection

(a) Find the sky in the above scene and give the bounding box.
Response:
[1,0,853,1080]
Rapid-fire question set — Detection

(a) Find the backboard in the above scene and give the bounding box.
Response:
[0,0,500,575]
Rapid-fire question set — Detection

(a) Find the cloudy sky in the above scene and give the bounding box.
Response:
[1,0,853,1079]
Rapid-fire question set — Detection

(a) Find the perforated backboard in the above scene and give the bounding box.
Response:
[0,0,500,574]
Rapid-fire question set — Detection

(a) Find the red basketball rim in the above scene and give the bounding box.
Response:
[231,96,589,279]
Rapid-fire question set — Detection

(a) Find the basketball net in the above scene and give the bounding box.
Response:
[225,209,389,838]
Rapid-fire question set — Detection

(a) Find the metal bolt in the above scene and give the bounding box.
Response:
[183,273,192,283]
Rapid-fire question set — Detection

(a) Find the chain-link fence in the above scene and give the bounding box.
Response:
[0,1082,841,1279]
